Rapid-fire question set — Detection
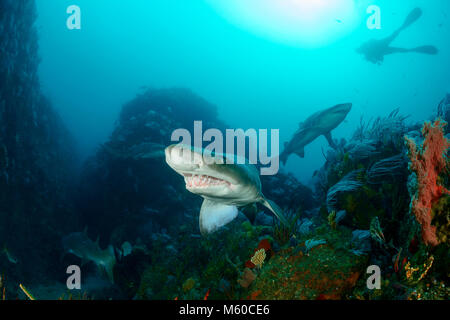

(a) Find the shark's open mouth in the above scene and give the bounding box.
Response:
[183,173,231,189]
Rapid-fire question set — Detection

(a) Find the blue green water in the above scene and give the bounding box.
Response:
[35,0,450,182]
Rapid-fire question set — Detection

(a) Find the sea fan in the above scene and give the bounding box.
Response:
[367,154,407,184]
[326,169,365,212]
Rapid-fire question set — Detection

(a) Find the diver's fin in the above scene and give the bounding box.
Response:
[260,198,289,227]
[387,46,438,55]
[400,8,422,31]
[199,199,238,235]
[324,132,337,149]
[410,45,438,55]
[387,8,423,45]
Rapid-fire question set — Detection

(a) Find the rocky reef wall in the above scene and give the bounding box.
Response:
[0,0,79,287]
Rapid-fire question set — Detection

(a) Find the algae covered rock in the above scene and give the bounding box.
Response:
[246,243,368,300]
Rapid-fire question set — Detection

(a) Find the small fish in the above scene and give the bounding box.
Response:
[62,230,116,283]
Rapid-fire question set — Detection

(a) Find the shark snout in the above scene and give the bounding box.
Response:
[165,144,204,171]
[336,103,352,113]
[330,103,352,117]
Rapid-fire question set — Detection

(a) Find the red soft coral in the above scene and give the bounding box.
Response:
[405,119,450,246]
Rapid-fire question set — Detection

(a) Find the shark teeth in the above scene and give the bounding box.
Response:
[183,173,230,188]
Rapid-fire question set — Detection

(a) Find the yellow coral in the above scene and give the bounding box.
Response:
[417,256,434,282]
[251,249,266,269]
[405,256,434,283]
[405,261,420,280]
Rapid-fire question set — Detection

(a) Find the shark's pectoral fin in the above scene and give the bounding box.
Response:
[324,132,337,149]
[260,198,289,227]
[199,199,238,235]
[295,147,305,158]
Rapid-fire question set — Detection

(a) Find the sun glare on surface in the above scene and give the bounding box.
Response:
[207,0,358,47]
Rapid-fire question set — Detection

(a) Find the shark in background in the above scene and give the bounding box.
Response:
[280,103,352,165]
[357,8,438,65]
[62,230,116,283]
[165,144,289,235]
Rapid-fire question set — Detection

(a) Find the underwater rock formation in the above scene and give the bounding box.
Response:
[76,88,228,246]
[326,169,364,213]
[405,119,450,246]
[261,171,317,213]
[0,0,78,289]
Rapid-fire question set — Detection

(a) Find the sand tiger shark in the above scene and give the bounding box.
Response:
[280,103,352,165]
[357,8,438,65]
[62,230,116,283]
[165,144,289,234]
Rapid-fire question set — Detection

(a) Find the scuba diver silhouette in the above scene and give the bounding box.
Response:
[357,8,438,65]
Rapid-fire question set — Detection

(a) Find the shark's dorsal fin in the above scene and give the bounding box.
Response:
[260,197,289,227]
[199,199,238,235]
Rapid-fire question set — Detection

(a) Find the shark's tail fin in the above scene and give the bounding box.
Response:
[410,45,438,55]
[101,245,116,284]
[261,198,289,227]
[400,8,422,31]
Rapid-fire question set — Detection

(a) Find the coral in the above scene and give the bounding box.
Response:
[247,243,368,299]
[272,209,301,246]
[19,284,36,300]
[432,195,450,244]
[245,239,273,269]
[405,119,450,246]
[370,217,385,245]
[238,268,256,289]
[305,239,326,252]
[352,108,409,151]
[250,249,266,269]
[367,154,407,184]
[327,169,364,212]
[404,256,434,284]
